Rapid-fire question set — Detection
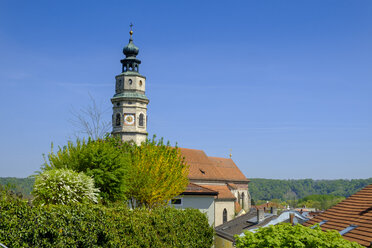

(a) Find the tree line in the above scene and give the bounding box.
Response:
[249,178,372,202]
[2,177,372,203]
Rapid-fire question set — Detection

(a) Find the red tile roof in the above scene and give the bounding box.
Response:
[179,148,248,182]
[202,185,236,200]
[182,183,218,196]
[227,183,238,189]
[209,157,249,182]
[303,184,372,247]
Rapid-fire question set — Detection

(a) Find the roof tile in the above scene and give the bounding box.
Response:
[179,148,248,182]
[303,183,372,247]
[202,185,236,200]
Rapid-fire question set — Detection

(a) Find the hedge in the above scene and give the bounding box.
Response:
[0,191,213,247]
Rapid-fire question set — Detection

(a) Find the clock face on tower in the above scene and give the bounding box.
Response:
[124,113,135,126]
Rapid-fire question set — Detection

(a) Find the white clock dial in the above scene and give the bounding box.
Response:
[124,114,135,126]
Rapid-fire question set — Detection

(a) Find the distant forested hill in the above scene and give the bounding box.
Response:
[249,178,372,201]
[0,177,34,198]
[2,177,372,201]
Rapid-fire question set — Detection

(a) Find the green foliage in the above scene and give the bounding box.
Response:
[235,223,363,248]
[249,178,372,202]
[43,136,130,202]
[298,194,345,210]
[124,137,189,208]
[0,177,34,199]
[41,136,189,208]
[0,189,213,248]
[32,169,99,205]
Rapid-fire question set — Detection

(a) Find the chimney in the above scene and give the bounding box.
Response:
[257,208,264,222]
[270,207,277,215]
[289,213,295,225]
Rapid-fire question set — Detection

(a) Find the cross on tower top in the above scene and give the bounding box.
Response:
[129,23,134,37]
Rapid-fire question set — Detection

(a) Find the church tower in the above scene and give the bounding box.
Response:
[111,26,149,145]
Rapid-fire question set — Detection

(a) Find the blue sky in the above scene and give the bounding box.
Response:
[0,1,371,179]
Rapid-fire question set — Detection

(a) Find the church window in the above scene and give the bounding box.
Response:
[115,113,121,126]
[139,80,143,86]
[242,192,245,209]
[139,113,144,127]
[128,79,132,85]
[223,209,227,224]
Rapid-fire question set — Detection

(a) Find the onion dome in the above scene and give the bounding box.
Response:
[123,29,139,57]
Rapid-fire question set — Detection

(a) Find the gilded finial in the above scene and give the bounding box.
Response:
[129,23,134,37]
[229,149,232,158]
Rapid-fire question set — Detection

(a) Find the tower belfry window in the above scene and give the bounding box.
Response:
[115,113,121,126]
[139,113,144,127]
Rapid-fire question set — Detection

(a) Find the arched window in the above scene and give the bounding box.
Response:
[241,192,245,209]
[139,113,144,127]
[223,208,227,224]
[115,113,121,126]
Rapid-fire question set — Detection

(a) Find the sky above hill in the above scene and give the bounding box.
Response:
[0,1,371,179]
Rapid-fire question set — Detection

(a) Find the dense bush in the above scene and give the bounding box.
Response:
[32,169,99,205]
[43,136,189,207]
[235,223,363,248]
[43,137,131,202]
[0,189,213,248]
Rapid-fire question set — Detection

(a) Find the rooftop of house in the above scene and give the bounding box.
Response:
[303,183,372,247]
[182,182,218,196]
[202,184,236,200]
[215,208,258,242]
[179,148,249,183]
[215,209,309,242]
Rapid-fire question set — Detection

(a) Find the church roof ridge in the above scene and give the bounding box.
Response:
[178,147,249,182]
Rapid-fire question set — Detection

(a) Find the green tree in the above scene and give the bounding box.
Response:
[124,137,189,208]
[32,169,99,205]
[235,223,363,248]
[42,136,130,202]
[298,195,345,210]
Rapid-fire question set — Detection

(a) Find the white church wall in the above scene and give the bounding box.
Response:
[215,200,235,227]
